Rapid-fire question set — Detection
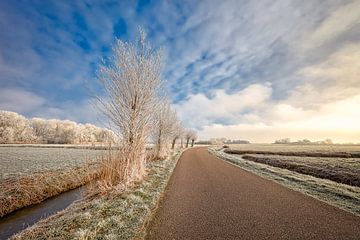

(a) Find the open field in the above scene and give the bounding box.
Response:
[0,146,104,179]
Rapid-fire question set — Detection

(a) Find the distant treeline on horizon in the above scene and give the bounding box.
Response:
[0,110,116,144]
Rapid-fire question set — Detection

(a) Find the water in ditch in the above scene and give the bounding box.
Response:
[0,186,86,239]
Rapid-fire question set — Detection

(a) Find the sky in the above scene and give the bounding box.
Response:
[0,0,360,143]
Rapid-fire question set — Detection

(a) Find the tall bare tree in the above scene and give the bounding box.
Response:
[97,29,163,184]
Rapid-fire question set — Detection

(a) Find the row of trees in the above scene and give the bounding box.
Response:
[0,110,116,144]
[96,29,197,187]
[274,138,334,145]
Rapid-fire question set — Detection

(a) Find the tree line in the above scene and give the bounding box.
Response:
[0,110,116,144]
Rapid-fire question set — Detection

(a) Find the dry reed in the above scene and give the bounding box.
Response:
[0,163,98,217]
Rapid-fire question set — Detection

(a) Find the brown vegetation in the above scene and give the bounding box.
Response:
[240,154,360,187]
[11,151,182,240]
[0,164,97,217]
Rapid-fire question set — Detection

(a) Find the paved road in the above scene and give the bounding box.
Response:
[146,147,360,240]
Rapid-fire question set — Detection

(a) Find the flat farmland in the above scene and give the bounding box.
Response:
[0,146,104,180]
[226,143,360,154]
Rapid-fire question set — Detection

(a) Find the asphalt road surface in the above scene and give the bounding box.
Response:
[146,147,360,240]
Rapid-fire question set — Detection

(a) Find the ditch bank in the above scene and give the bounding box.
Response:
[0,186,86,239]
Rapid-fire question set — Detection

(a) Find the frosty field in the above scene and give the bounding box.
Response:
[0,146,104,180]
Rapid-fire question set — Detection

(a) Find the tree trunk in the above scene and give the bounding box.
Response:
[186,138,189,148]
[171,138,176,149]
[191,139,194,147]
[156,130,162,158]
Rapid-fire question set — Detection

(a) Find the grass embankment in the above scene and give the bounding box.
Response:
[0,165,97,217]
[238,154,360,187]
[12,150,182,240]
[209,148,360,216]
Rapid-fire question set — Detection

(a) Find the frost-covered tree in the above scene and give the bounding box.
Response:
[185,129,197,148]
[190,131,198,147]
[0,110,30,143]
[152,101,178,158]
[96,29,163,183]
[171,121,183,150]
[0,110,115,144]
[30,118,48,143]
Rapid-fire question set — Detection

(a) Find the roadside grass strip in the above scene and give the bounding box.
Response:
[12,150,182,240]
[209,147,360,216]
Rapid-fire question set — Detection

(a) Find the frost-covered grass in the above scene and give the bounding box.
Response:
[209,147,360,216]
[0,147,103,179]
[12,150,182,240]
[241,154,360,186]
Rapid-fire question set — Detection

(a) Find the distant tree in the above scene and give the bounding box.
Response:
[0,111,29,143]
[30,118,48,143]
[185,129,197,148]
[152,102,179,158]
[190,131,197,147]
[171,122,183,149]
[1,111,115,145]
[274,138,291,144]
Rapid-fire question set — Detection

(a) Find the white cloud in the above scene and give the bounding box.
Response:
[0,87,102,126]
[0,88,45,114]
[174,83,272,126]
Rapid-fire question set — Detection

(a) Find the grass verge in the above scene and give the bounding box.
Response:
[209,147,360,216]
[11,150,182,240]
[241,154,360,187]
[0,165,96,217]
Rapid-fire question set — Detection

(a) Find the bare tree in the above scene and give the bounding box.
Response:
[96,29,163,185]
[171,122,183,149]
[190,131,198,147]
[152,101,178,159]
[184,129,197,148]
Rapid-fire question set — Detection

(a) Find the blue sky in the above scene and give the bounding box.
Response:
[1,0,360,142]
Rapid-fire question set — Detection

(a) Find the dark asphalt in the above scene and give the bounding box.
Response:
[145,147,360,240]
